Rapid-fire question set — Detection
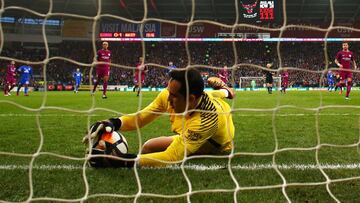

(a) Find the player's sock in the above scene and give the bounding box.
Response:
[9,85,15,92]
[103,81,108,96]
[137,87,141,96]
[346,81,352,97]
[24,86,28,95]
[4,84,8,95]
[92,81,98,93]
[16,85,21,96]
[340,83,345,94]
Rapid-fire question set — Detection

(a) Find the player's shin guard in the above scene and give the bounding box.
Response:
[346,81,352,97]
[103,81,108,95]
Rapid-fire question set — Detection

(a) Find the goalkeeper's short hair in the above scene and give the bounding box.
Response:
[169,68,204,99]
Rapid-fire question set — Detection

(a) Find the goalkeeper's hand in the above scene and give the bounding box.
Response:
[82,118,122,145]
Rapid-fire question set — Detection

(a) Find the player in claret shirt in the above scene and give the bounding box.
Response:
[335,42,357,99]
[92,41,111,99]
[3,60,17,96]
[133,57,147,97]
[218,65,229,85]
[280,68,289,93]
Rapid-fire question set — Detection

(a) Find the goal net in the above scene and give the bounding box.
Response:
[0,0,360,202]
[239,76,281,89]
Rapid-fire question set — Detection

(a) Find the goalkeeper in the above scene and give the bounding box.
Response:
[84,68,235,168]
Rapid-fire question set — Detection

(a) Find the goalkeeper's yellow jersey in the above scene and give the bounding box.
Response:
[120,89,234,167]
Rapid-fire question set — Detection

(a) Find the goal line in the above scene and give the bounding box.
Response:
[1,163,360,171]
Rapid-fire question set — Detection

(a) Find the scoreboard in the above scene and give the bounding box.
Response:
[240,0,279,23]
[99,22,160,38]
[99,32,156,38]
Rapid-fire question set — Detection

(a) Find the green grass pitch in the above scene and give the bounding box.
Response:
[0,90,360,202]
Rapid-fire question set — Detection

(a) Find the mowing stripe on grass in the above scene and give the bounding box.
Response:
[1,163,360,171]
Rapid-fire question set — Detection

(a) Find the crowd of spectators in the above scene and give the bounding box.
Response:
[1,41,359,89]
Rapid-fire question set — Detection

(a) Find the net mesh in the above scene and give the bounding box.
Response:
[0,0,360,202]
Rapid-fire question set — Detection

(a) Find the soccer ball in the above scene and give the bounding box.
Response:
[95,131,128,155]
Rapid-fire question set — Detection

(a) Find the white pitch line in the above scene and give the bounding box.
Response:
[1,163,360,171]
[0,113,357,117]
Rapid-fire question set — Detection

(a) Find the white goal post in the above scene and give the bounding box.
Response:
[239,77,281,89]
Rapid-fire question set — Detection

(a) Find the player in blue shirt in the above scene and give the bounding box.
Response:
[16,63,32,96]
[327,70,335,92]
[168,61,176,70]
[73,68,82,93]
[167,61,177,74]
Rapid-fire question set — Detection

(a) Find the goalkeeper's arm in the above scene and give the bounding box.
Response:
[86,89,169,136]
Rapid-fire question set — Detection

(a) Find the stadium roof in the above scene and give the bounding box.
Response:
[3,0,360,23]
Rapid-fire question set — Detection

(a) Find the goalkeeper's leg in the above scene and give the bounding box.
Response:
[141,136,173,154]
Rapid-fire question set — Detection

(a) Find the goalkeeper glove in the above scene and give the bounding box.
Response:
[82,118,122,145]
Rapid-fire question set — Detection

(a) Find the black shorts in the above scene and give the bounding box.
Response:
[266,77,273,84]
